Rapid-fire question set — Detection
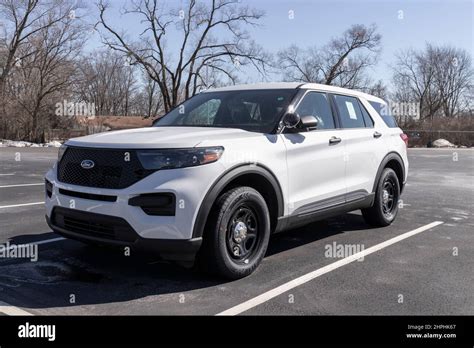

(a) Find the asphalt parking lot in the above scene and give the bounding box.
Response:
[0,147,473,315]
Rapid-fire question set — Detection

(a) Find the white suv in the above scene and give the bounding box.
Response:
[45,83,409,279]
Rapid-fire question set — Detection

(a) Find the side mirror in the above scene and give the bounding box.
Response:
[300,115,318,129]
[282,112,301,129]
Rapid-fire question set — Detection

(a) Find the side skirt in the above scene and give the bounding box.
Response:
[275,192,375,233]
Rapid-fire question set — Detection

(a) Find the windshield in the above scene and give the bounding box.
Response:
[153,89,296,133]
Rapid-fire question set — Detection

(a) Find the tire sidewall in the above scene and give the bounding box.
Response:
[375,168,400,224]
[215,188,270,276]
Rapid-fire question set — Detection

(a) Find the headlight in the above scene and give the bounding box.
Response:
[58,144,67,162]
[137,147,224,170]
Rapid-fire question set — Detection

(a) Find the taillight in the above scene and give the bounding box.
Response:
[400,133,409,147]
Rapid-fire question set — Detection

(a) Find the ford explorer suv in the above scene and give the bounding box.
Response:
[45,82,409,279]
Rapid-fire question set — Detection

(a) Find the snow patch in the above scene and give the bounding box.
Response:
[0,139,63,148]
[432,138,455,148]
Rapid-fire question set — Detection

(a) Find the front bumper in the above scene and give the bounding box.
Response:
[45,160,226,244]
[45,208,202,261]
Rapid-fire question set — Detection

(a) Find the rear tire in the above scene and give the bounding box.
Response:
[197,186,271,279]
[362,168,400,227]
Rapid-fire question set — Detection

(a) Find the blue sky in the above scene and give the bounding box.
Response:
[88,0,473,88]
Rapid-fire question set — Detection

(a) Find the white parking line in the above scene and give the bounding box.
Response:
[0,173,15,176]
[217,221,444,316]
[0,202,44,209]
[0,183,43,188]
[33,237,65,245]
[0,301,34,316]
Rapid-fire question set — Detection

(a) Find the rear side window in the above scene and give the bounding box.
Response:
[296,92,335,129]
[333,95,365,128]
[369,101,399,128]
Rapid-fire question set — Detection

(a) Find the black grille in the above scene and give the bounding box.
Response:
[51,207,137,242]
[57,147,154,189]
[64,215,115,239]
[59,188,117,202]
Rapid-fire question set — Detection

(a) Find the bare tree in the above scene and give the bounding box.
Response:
[77,50,139,116]
[465,85,474,116]
[97,0,269,113]
[277,24,381,90]
[434,46,472,118]
[363,80,388,99]
[0,0,83,91]
[140,71,163,118]
[392,44,473,121]
[0,0,86,139]
[277,45,321,83]
[392,46,441,122]
[4,1,86,141]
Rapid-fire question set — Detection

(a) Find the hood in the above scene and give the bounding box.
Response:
[66,126,261,149]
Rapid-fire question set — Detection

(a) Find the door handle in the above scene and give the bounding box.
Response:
[329,136,342,145]
[373,131,382,138]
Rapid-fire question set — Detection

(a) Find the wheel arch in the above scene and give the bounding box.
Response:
[192,164,284,239]
[372,152,406,194]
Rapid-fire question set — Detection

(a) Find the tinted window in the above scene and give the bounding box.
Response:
[295,92,335,129]
[359,101,374,127]
[334,95,365,128]
[186,99,221,125]
[154,89,295,133]
[369,101,399,128]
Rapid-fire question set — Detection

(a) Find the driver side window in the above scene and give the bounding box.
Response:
[296,92,335,130]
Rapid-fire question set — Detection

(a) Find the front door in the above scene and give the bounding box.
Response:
[282,91,346,215]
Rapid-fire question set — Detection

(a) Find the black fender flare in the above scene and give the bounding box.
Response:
[372,152,406,193]
[192,163,284,238]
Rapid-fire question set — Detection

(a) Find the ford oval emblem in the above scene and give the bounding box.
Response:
[80,159,95,169]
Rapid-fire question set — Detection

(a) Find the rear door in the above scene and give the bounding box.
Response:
[331,94,387,198]
[282,91,346,215]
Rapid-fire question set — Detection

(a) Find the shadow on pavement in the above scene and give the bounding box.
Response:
[0,212,372,310]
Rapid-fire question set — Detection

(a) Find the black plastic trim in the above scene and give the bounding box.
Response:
[57,145,155,189]
[328,93,343,129]
[271,88,306,134]
[357,98,375,128]
[292,189,370,217]
[372,152,406,193]
[282,193,375,231]
[191,163,284,238]
[129,193,176,216]
[294,193,345,216]
[46,208,201,261]
[59,188,117,202]
[45,179,53,198]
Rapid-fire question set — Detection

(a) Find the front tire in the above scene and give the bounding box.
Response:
[197,186,271,279]
[362,168,400,227]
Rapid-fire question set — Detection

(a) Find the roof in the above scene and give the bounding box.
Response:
[204,82,303,91]
[204,82,386,104]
